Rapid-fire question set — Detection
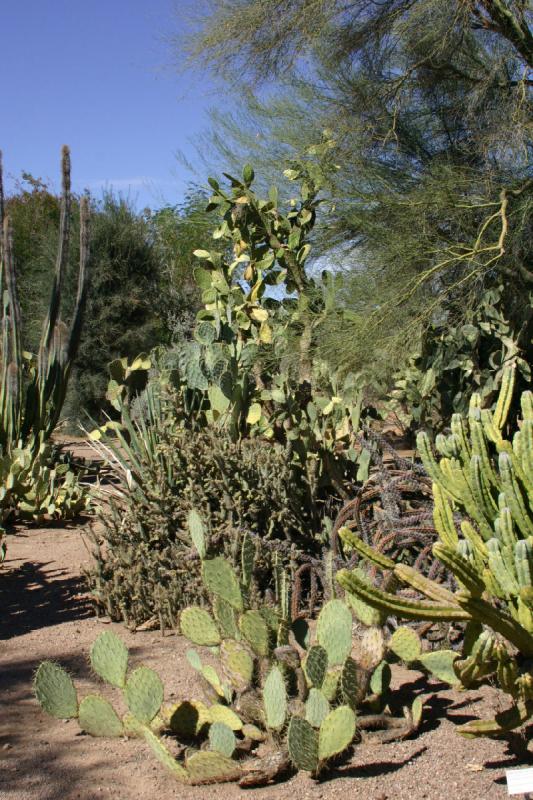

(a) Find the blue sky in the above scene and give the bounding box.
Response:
[3,0,220,209]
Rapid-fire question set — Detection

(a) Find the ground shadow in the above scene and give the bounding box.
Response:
[323,746,427,781]
[384,673,485,734]
[0,559,92,640]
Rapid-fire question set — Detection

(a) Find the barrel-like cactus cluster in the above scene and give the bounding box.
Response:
[338,366,533,736]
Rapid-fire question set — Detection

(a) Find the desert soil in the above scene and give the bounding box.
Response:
[1,513,530,800]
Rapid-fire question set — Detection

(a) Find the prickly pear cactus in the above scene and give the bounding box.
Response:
[36,548,426,787]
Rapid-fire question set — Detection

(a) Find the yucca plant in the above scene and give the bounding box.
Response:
[0,147,91,536]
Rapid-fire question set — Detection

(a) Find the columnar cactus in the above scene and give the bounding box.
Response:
[0,148,91,531]
[337,366,533,736]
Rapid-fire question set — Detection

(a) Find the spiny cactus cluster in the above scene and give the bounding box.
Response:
[86,415,317,631]
[35,521,425,786]
[338,366,533,737]
[175,518,424,783]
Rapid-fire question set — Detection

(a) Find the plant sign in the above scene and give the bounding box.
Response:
[506,767,533,798]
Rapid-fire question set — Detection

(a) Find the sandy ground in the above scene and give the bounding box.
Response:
[1,519,530,800]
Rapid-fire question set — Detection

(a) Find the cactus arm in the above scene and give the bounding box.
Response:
[393,563,459,604]
[40,146,71,359]
[432,544,486,596]
[455,594,533,656]
[338,527,396,570]
[499,453,533,538]
[432,483,459,548]
[458,699,533,738]
[337,569,471,622]
[493,364,515,431]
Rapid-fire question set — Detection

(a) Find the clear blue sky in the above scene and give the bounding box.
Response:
[3,0,219,209]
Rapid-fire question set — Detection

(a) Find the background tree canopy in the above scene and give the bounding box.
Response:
[6,177,214,422]
[179,0,532,418]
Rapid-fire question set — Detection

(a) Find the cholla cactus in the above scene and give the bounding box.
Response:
[338,366,533,737]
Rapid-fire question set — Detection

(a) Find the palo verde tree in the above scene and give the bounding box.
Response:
[179,1,533,419]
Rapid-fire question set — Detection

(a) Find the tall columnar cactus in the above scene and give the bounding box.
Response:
[1,147,90,451]
[337,366,533,737]
[0,148,90,529]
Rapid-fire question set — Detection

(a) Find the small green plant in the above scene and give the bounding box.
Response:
[338,366,533,737]
[0,147,91,540]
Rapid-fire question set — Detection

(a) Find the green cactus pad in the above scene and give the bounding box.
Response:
[142,726,189,781]
[263,666,287,730]
[304,645,328,688]
[202,557,243,611]
[241,723,265,741]
[316,600,352,666]
[389,626,422,663]
[208,704,243,731]
[344,569,385,626]
[239,610,269,656]
[305,688,331,728]
[167,700,210,736]
[89,631,129,688]
[186,648,203,672]
[78,694,123,737]
[124,666,164,723]
[261,606,281,633]
[411,696,424,728]
[318,706,356,761]
[34,661,78,719]
[419,650,460,685]
[213,597,239,639]
[186,750,242,784]
[359,627,386,671]
[220,639,254,692]
[369,660,391,695]
[180,607,221,646]
[321,667,342,702]
[209,721,236,757]
[201,665,228,698]
[122,711,144,738]
[341,657,365,710]
[188,508,206,559]
[287,716,319,772]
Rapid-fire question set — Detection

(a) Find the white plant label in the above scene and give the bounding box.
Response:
[506,767,533,796]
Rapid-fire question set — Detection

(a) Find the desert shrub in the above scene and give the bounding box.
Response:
[389,285,532,436]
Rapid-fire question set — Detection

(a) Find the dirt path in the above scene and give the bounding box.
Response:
[0,522,527,800]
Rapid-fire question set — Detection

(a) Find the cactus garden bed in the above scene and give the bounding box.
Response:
[0,518,526,800]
